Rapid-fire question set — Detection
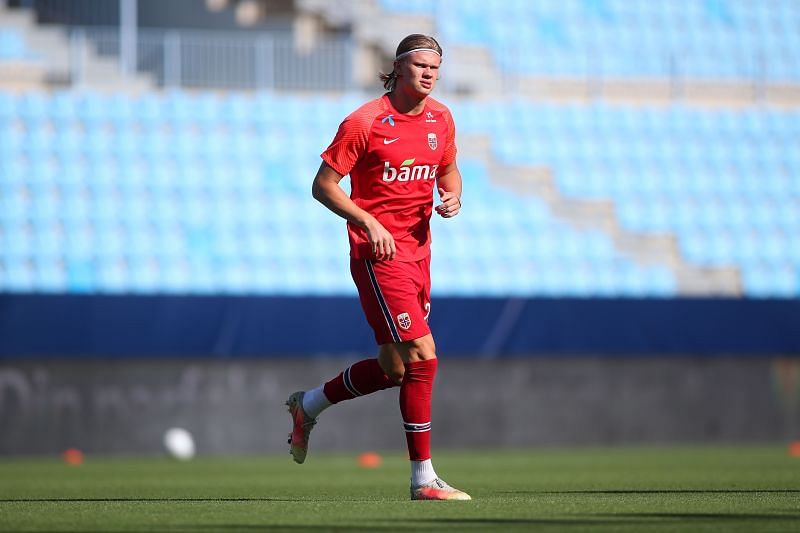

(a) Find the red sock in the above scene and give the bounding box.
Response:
[323,358,397,404]
[400,358,438,461]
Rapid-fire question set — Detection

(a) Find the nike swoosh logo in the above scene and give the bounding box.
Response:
[383,138,400,144]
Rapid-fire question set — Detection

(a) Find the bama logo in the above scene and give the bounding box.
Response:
[381,158,439,182]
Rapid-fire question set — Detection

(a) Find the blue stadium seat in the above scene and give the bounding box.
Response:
[2,258,37,291]
[128,93,162,126]
[0,29,22,58]
[2,86,798,297]
[742,264,799,298]
[389,0,800,80]
[33,257,67,292]
[48,92,80,125]
[17,93,49,122]
[66,258,96,293]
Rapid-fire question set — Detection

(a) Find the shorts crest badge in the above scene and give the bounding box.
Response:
[397,312,412,330]
[427,133,437,150]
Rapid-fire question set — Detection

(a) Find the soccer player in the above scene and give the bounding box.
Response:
[285,34,470,501]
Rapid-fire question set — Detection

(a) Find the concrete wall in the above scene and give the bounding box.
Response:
[1,356,797,456]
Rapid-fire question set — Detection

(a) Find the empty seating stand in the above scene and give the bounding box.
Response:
[0,87,797,297]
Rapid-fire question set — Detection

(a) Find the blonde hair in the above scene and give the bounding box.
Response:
[379,34,443,91]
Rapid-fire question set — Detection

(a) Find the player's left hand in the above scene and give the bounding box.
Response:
[436,188,461,218]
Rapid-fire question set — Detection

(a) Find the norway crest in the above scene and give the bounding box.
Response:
[427,133,437,150]
[397,312,412,330]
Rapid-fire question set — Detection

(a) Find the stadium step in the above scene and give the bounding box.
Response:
[0,2,156,91]
[461,132,743,296]
[0,4,48,89]
[297,0,502,97]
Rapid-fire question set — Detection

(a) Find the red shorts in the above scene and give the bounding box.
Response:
[350,256,432,345]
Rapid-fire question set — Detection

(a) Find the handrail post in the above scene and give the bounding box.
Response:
[165,31,181,89]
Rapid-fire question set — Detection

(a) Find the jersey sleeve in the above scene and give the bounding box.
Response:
[440,109,457,167]
[321,113,371,177]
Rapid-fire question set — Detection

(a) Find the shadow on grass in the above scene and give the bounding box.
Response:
[408,514,800,523]
[165,513,800,531]
[168,518,658,530]
[508,489,800,495]
[590,512,800,521]
[0,498,301,503]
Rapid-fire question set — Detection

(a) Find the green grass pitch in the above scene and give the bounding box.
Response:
[1,445,799,532]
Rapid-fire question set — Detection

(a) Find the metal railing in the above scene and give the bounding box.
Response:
[69,27,356,91]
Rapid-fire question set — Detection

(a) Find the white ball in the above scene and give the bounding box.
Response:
[164,427,195,460]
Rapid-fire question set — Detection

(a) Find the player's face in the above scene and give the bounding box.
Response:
[394,51,441,98]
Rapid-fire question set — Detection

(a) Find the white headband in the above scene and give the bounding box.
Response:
[395,48,441,60]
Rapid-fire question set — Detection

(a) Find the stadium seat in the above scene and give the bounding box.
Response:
[0,30,29,59]
[2,82,798,297]
[386,0,800,80]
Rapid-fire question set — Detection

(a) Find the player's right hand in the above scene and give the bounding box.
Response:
[365,219,396,261]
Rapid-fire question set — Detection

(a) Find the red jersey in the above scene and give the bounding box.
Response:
[321,94,457,261]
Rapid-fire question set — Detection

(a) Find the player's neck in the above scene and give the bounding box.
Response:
[388,91,427,116]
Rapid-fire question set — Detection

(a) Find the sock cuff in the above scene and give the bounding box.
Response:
[323,357,397,404]
[403,358,438,379]
[341,364,363,397]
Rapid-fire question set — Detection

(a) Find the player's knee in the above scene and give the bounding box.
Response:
[386,368,404,385]
[378,357,405,384]
[407,336,436,362]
